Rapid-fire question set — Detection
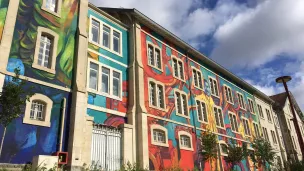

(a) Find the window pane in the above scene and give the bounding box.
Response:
[149,82,156,106]
[157,85,164,108]
[202,102,207,122]
[214,108,220,126]
[113,31,120,53]
[182,94,188,116]
[101,67,110,93]
[103,25,110,48]
[39,35,52,68]
[92,19,100,43]
[198,72,202,88]
[173,59,178,77]
[31,101,45,121]
[178,61,184,80]
[196,101,202,121]
[148,45,154,66]
[176,92,182,114]
[113,71,120,97]
[219,109,224,127]
[46,0,57,12]
[155,49,161,69]
[89,62,98,90]
[193,70,198,86]
[229,114,235,131]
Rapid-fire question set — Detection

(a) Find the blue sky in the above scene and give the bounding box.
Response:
[90,0,304,110]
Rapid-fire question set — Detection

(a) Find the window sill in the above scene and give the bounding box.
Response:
[151,142,169,147]
[198,120,208,124]
[193,85,204,91]
[226,101,234,105]
[176,113,190,119]
[89,41,122,57]
[23,118,51,127]
[147,63,163,72]
[211,94,220,99]
[173,75,186,83]
[149,104,167,112]
[87,89,122,101]
[216,126,226,130]
[180,147,194,151]
[32,63,56,74]
[41,7,61,18]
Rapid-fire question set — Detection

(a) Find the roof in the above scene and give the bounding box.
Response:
[96,6,274,103]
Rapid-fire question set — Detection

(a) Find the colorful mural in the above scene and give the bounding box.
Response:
[0,0,9,42]
[0,0,78,163]
[140,26,260,171]
[86,8,129,126]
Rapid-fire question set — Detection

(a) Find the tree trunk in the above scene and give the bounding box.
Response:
[0,127,7,157]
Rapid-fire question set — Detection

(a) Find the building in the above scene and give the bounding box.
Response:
[0,0,78,164]
[271,92,304,164]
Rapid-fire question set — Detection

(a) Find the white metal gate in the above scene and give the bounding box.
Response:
[91,124,122,170]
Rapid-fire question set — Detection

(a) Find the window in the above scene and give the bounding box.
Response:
[248,98,255,114]
[237,92,245,109]
[178,131,193,151]
[147,43,162,70]
[209,77,219,97]
[89,17,122,56]
[266,109,272,122]
[224,85,233,104]
[42,0,62,16]
[23,94,52,127]
[151,125,168,147]
[87,60,123,100]
[274,115,279,127]
[32,27,58,74]
[253,122,260,138]
[172,56,184,80]
[242,118,251,136]
[271,130,277,144]
[214,106,224,129]
[192,68,203,89]
[149,79,165,110]
[229,112,238,132]
[196,100,208,123]
[219,141,228,156]
[174,89,188,117]
[257,104,264,118]
[262,127,270,142]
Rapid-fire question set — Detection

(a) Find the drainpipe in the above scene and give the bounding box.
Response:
[58,98,66,152]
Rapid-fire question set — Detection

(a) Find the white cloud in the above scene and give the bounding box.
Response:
[211,0,304,68]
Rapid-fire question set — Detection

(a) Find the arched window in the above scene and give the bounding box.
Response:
[151,124,168,147]
[219,140,228,156]
[178,131,193,151]
[23,94,52,127]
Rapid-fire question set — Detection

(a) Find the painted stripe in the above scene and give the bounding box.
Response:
[88,48,128,68]
[141,29,254,97]
[147,113,251,143]
[0,70,71,92]
[87,104,126,117]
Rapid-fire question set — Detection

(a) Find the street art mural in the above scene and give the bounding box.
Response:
[86,9,129,126]
[0,0,78,163]
[141,26,260,171]
[0,0,9,42]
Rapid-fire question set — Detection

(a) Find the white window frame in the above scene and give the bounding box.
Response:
[147,42,163,71]
[266,109,272,123]
[242,117,251,137]
[262,127,270,142]
[224,85,234,104]
[219,140,228,156]
[214,105,225,129]
[257,104,264,119]
[192,67,203,90]
[23,94,52,127]
[148,78,166,111]
[32,27,58,74]
[151,124,169,147]
[178,131,193,151]
[42,0,62,17]
[208,76,219,97]
[253,122,260,138]
[171,55,185,81]
[89,16,123,57]
[196,99,208,123]
[247,98,255,114]
[229,112,238,133]
[87,58,123,101]
[270,130,278,145]
[237,92,246,110]
[174,89,189,118]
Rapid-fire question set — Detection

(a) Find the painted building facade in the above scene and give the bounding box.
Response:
[0,0,79,164]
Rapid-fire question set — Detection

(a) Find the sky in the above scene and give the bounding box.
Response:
[90,0,304,110]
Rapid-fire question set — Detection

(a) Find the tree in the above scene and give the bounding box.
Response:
[224,140,248,171]
[200,130,218,171]
[251,138,276,171]
[0,68,34,157]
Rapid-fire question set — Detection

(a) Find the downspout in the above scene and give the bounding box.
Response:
[58,98,66,152]
[185,50,200,170]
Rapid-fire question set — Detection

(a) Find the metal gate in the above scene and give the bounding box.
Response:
[91,124,122,170]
